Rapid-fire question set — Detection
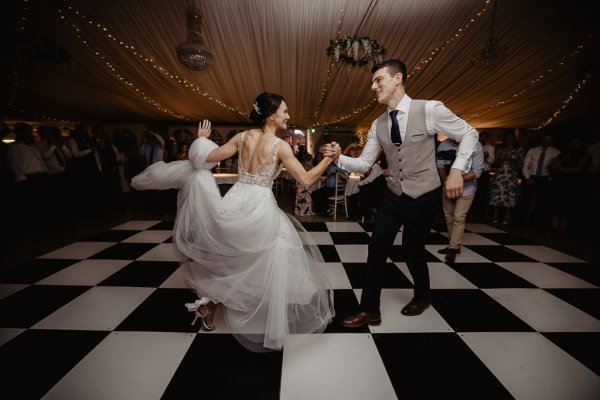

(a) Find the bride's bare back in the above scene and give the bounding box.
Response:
[239,129,280,174]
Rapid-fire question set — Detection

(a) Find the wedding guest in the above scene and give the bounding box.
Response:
[489,132,523,224]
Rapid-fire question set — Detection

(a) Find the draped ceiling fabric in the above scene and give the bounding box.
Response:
[1,0,599,132]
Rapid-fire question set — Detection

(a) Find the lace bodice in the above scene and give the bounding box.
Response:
[237,131,283,188]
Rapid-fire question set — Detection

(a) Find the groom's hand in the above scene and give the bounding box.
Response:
[445,168,464,198]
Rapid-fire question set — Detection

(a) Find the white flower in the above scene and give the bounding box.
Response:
[253,102,261,115]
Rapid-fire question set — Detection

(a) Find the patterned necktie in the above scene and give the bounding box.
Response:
[535,148,546,176]
[389,110,401,146]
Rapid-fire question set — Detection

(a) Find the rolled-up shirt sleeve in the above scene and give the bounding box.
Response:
[425,101,478,173]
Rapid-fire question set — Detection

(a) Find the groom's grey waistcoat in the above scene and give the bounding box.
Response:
[376,99,441,198]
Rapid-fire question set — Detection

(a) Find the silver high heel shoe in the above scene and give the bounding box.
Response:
[185,297,217,331]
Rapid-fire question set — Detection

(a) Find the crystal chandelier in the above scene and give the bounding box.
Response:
[176,3,214,71]
[471,0,507,69]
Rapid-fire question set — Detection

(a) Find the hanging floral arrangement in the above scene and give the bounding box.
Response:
[326,36,386,67]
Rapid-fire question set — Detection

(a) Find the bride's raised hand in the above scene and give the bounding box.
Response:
[197,119,212,138]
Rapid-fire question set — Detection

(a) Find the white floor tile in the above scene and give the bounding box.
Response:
[0,328,25,346]
[460,332,600,400]
[36,260,130,286]
[137,243,188,262]
[395,262,477,289]
[42,331,195,400]
[497,262,597,288]
[426,244,491,263]
[38,242,115,260]
[111,220,161,230]
[483,288,600,332]
[32,286,155,331]
[506,245,585,263]
[464,223,507,233]
[159,265,190,288]
[323,263,352,289]
[0,283,29,300]
[335,244,369,262]
[325,221,365,232]
[307,231,333,245]
[121,230,173,243]
[353,289,453,333]
[280,333,398,400]
[439,232,500,245]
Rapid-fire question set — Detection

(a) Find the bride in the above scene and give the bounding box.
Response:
[132,92,335,351]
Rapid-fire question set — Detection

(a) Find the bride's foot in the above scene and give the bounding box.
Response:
[185,298,217,331]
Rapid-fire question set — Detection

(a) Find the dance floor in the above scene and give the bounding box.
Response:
[1,219,599,399]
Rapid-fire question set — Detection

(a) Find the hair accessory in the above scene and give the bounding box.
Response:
[253,102,261,115]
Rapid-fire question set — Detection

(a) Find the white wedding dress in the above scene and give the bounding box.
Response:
[132,133,334,351]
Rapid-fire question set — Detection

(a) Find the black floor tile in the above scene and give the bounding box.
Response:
[329,232,371,244]
[116,288,197,333]
[88,243,157,260]
[317,245,340,262]
[427,231,452,244]
[374,333,514,400]
[478,232,535,245]
[343,262,413,289]
[450,263,537,288]
[98,260,180,287]
[466,245,537,262]
[432,289,535,332]
[542,332,600,376]
[0,329,109,399]
[300,222,328,231]
[161,334,282,400]
[324,289,369,333]
[0,259,76,284]
[0,285,90,328]
[148,221,174,230]
[82,229,140,242]
[547,263,600,286]
[431,222,448,232]
[544,288,600,320]
[359,221,375,232]
[388,245,440,262]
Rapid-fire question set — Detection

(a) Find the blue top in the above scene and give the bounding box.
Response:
[436,139,484,196]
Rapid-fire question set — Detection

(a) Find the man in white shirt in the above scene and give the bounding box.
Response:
[332,59,478,326]
[522,135,560,222]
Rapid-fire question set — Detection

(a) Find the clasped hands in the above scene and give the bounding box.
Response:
[320,142,342,161]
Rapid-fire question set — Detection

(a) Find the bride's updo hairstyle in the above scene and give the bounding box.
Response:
[249,92,285,126]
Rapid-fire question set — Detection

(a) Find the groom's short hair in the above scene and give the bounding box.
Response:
[371,60,407,86]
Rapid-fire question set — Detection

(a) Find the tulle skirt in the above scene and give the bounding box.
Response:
[132,138,334,351]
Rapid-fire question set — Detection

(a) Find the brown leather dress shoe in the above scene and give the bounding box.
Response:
[340,310,381,328]
[401,298,431,316]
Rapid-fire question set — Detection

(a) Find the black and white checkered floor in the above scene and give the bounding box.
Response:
[1,219,599,399]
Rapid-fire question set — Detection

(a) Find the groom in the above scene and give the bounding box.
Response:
[332,59,478,327]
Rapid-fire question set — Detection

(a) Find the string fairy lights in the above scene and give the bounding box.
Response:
[408,0,492,78]
[59,8,189,120]
[313,4,346,121]
[530,71,593,131]
[467,33,594,121]
[60,2,247,119]
[314,0,492,127]
[6,0,29,113]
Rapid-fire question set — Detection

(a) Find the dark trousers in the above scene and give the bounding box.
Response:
[311,186,334,215]
[360,186,441,312]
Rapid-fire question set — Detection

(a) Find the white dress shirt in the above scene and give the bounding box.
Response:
[482,143,495,172]
[522,145,561,179]
[338,95,479,174]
